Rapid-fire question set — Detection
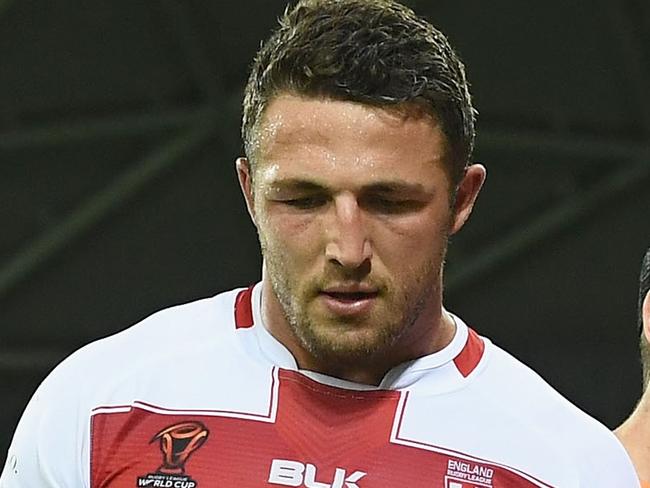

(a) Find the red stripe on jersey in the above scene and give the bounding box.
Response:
[234,285,255,328]
[453,328,485,377]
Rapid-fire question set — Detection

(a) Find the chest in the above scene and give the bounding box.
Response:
[90,368,561,488]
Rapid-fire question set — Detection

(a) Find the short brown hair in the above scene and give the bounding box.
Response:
[242,0,476,185]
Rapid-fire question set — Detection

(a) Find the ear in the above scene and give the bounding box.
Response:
[235,157,257,226]
[641,290,650,342]
[450,163,486,235]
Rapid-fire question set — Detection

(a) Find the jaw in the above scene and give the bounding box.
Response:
[260,262,450,385]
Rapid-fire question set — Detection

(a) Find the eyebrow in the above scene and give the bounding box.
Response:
[363,181,428,195]
[267,178,430,196]
[267,179,326,192]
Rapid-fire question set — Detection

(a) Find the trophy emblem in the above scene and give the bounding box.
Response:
[137,420,209,487]
[152,421,209,474]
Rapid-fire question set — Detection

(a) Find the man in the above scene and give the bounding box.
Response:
[616,246,650,487]
[1,1,638,487]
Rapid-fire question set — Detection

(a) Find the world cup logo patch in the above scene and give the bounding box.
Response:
[137,421,209,487]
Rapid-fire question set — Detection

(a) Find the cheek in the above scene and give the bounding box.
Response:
[259,210,323,260]
[374,212,451,261]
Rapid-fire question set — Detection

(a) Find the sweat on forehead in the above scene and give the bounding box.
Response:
[248,95,444,167]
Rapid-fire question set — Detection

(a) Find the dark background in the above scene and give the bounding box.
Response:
[1,0,649,468]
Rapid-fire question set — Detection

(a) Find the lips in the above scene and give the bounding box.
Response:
[318,286,379,316]
[323,291,378,301]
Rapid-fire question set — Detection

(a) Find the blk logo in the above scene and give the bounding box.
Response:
[268,459,366,488]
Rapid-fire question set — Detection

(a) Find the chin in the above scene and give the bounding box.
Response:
[299,321,400,361]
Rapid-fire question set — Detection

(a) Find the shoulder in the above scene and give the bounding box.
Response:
[480,339,639,486]
[103,287,240,344]
[68,287,242,370]
[40,287,250,406]
[0,287,246,487]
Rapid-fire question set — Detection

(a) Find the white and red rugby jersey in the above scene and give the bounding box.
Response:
[1,284,639,488]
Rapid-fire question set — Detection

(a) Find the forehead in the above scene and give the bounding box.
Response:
[254,95,449,184]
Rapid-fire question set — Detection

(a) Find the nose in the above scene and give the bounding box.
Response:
[324,193,372,269]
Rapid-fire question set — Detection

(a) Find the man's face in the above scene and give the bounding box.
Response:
[239,95,483,364]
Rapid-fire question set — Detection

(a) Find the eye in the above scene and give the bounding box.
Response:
[280,194,328,209]
[364,195,420,214]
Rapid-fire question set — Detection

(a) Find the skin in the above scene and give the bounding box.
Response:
[616,289,650,483]
[236,94,485,385]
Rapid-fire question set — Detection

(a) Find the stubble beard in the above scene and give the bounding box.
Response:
[261,238,448,368]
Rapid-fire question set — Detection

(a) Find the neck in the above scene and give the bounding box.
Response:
[260,279,456,386]
[616,394,650,481]
[300,312,456,385]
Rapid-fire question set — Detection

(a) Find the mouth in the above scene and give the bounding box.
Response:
[322,291,378,302]
[318,288,379,316]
